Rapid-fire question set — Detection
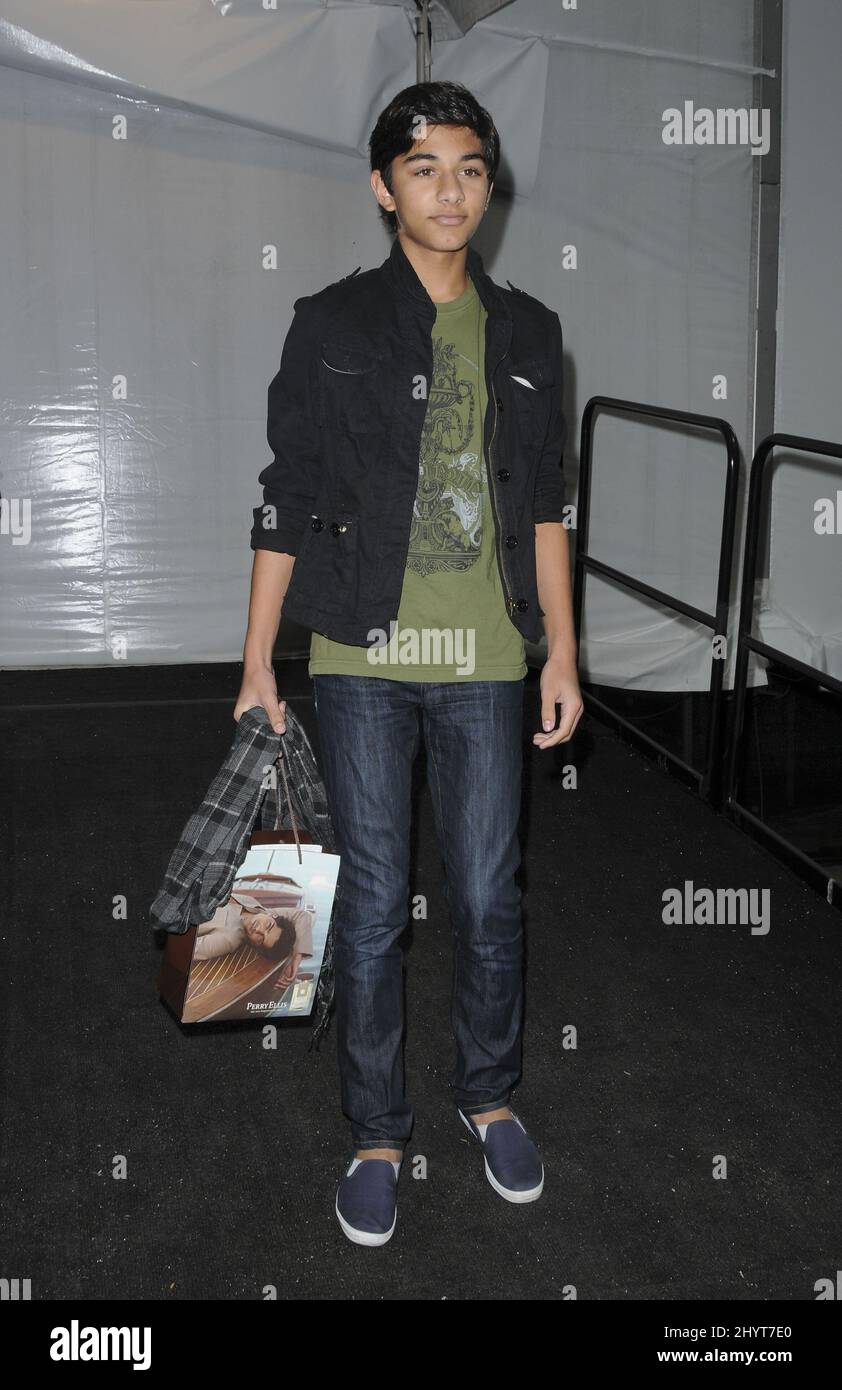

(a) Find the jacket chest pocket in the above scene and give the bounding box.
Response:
[318,334,386,436]
[506,356,555,449]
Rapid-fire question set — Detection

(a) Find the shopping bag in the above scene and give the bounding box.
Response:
[157,739,340,1025]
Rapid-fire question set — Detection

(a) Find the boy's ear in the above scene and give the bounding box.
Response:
[371,168,393,211]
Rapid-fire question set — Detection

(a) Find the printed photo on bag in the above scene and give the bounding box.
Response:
[181,843,338,1024]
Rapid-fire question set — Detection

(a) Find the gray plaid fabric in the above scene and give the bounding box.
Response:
[149,703,336,1047]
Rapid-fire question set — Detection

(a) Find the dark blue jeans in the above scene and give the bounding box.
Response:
[312,675,526,1152]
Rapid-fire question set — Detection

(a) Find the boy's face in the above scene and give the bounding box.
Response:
[372,121,492,250]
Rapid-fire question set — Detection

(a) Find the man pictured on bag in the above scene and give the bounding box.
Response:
[193,891,313,987]
[234,81,583,1246]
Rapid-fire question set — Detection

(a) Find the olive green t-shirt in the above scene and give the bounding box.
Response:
[308,275,526,682]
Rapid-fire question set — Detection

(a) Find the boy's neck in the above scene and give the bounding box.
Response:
[397,231,470,305]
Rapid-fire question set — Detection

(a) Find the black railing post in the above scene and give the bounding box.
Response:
[573,396,741,805]
[725,432,842,907]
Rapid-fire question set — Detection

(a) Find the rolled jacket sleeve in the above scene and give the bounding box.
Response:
[532,311,568,525]
[250,294,322,557]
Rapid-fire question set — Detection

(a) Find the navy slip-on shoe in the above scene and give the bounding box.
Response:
[458,1108,544,1203]
[335,1155,402,1246]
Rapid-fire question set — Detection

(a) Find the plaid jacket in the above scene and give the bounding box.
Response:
[149,703,336,1047]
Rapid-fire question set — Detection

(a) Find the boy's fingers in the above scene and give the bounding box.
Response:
[271,697,286,734]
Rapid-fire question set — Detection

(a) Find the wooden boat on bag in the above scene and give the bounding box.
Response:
[182,870,309,1023]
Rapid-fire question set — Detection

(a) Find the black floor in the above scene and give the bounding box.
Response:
[1,660,839,1301]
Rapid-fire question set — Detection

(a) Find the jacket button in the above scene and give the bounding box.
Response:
[329,521,348,536]
[497,468,510,481]
[495,396,504,410]
[311,516,324,531]
[516,599,529,612]
[505,534,518,548]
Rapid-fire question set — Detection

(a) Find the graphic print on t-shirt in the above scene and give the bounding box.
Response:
[407,334,483,579]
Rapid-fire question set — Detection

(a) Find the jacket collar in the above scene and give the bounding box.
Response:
[383,233,509,327]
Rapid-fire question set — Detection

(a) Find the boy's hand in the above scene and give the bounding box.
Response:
[234,664,286,734]
[533,655,584,748]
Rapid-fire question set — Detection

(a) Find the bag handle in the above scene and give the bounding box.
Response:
[273,741,304,864]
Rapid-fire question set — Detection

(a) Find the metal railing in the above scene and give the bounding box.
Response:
[724,432,842,906]
[572,397,741,804]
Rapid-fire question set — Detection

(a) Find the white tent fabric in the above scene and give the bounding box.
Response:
[767,0,842,687]
[0,0,821,694]
[0,2,549,197]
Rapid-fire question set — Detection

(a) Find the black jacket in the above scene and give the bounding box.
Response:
[250,235,568,646]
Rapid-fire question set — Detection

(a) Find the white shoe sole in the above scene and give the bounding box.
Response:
[458,1108,545,1203]
[335,1193,397,1246]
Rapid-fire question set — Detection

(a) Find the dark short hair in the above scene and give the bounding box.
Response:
[369,80,500,235]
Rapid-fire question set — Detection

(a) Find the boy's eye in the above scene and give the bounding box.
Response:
[414,166,482,176]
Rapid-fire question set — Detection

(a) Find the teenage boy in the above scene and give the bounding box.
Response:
[235,81,583,1246]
